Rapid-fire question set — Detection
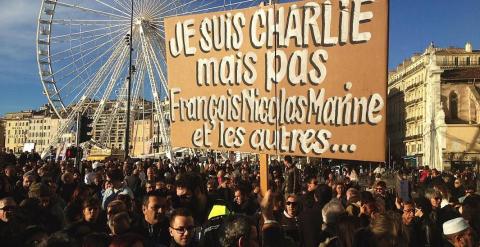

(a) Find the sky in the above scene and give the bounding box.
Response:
[0,0,479,116]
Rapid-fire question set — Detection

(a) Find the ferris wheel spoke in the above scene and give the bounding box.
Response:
[145,33,168,96]
[51,19,130,26]
[50,30,126,79]
[99,51,144,144]
[163,0,260,18]
[161,0,223,17]
[112,0,132,14]
[50,23,128,43]
[95,0,131,17]
[140,29,168,142]
[90,47,127,101]
[51,36,126,100]
[50,26,128,59]
[54,0,130,19]
[91,48,129,130]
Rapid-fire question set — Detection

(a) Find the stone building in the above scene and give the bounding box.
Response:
[0,118,5,150]
[5,111,34,153]
[388,42,480,171]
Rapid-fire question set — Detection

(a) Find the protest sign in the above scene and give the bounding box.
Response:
[166,0,388,161]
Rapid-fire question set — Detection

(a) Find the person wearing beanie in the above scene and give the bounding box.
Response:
[443,217,477,247]
[28,182,65,232]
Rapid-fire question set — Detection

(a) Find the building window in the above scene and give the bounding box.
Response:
[450,91,458,119]
[454,57,459,66]
[466,57,471,65]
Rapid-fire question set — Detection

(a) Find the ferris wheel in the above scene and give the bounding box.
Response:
[36,0,266,157]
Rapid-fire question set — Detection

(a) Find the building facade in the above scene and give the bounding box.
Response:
[0,118,5,150]
[3,99,170,155]
[5,107,72,154]
[388,42,480,171]
[5,111,34,153]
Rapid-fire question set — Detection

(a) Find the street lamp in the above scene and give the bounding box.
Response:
[124,0,133,160]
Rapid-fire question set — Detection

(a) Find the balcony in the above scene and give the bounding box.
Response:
[405,134,422,141]
[405,98,422,107]
[438,60,480,68]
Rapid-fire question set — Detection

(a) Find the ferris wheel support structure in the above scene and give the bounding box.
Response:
[36,0,267,159]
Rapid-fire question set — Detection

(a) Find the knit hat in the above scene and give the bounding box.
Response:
[443,217,469,235]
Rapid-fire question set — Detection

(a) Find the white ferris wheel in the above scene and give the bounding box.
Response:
[36,0,267,157]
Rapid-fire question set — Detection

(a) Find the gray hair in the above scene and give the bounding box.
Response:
[425,189,442,200]
[322,200,345,224]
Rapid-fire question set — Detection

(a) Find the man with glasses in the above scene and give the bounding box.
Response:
[169,208,196,247]
[133,191,171,247]
[0,197,22,246]
[401,201,426,247]
[373,180,395,211]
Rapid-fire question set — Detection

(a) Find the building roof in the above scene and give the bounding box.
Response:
[441,68,480,81]
[436,48,480,55]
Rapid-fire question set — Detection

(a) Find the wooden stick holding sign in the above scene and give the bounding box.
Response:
[259,153,269,197]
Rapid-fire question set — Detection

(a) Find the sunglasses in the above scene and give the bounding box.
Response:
[0,206,17,211]
[286,201,297,206]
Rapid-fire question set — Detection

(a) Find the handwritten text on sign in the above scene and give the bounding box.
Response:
[166,0,388,161]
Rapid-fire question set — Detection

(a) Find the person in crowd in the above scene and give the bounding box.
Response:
[108,211,132,236]
[133,191,170,247]
[452,178,465,200]
[333,182,347,206]
[28,182,65,231]
[401,200,426,247]
[1,151,480,247]
[280,194,301,242]
[424,189,460,247]
[65,184,91,222]
[14,172,36,203]
[372,180,395,211]
[459,185,476,203]
[125,163,143,199]
[299,184,332,247]
[102,169,134,209]
[443,217,478,247]
[283,155,301,196]
[318,200,345,246]
[0,197,23,246]
[305,176,319,193]
[459,194,480,237]
[219,214,259,247]
[85,162,104,185]
[345,188,361,216]
[145,180,156,194]
[232,185,258,216]
[169,208,196,247]
[174,173,208,224]
[107,200,129,223]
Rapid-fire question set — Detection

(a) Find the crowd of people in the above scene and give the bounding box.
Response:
[0,150,479,247]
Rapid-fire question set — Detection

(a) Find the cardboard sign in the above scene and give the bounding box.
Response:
[166,0,388,161]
